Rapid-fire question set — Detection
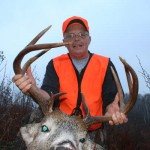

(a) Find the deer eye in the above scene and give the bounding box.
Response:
[79,138,86,143]
[41,125,49,132]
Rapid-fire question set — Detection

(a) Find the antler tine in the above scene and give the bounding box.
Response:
[22,26,53,73]
[48,92,55,113]
[13,26,70,115]
[48,92,67,113]
[110,66,125,111]
[119,57,138,114]
[22,48,50,74]
[125,67,133,94]
[26,25,52,46]
[82,93,111,127]
[83,57,138,127]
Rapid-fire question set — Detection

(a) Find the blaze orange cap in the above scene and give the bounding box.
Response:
[62,16,89,34]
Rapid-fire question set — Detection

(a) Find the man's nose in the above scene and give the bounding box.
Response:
[74,35,80,40]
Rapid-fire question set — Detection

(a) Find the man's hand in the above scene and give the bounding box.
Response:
[105,93,128,125]
[107,111,128,125]
[12,66,36,95]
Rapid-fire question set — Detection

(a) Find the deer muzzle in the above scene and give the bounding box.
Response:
[50,141,76,150]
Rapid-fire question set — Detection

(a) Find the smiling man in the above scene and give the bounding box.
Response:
[12,16,128,148]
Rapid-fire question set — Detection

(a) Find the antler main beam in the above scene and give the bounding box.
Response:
[83,57,138,127]
[119,57,138,114]
[13,26,69,115]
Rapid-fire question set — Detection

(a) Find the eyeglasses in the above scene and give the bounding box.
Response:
[64,32,89,40]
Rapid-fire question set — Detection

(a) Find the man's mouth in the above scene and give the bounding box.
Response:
[72,43,83,49]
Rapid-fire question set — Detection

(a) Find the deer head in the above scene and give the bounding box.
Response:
[13,26,138,150]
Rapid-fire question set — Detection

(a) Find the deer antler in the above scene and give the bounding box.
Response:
[13,26,69,115]
[118,57,138,114]
[83,57,138,127]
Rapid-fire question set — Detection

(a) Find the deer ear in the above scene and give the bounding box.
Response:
[20,123,40,146]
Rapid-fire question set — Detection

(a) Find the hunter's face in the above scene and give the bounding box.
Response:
[63,23,91,59]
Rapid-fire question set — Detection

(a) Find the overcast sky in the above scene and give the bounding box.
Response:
[0,0,150,94]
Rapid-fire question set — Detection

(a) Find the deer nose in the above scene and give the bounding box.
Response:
[50,147,75,150]
[56,147,74,150]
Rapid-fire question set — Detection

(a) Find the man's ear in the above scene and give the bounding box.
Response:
[20,123,40,146]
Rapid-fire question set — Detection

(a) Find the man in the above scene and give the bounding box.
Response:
[12,16,128,147]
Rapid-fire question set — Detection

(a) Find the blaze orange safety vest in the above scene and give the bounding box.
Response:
[53,54,109,130]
